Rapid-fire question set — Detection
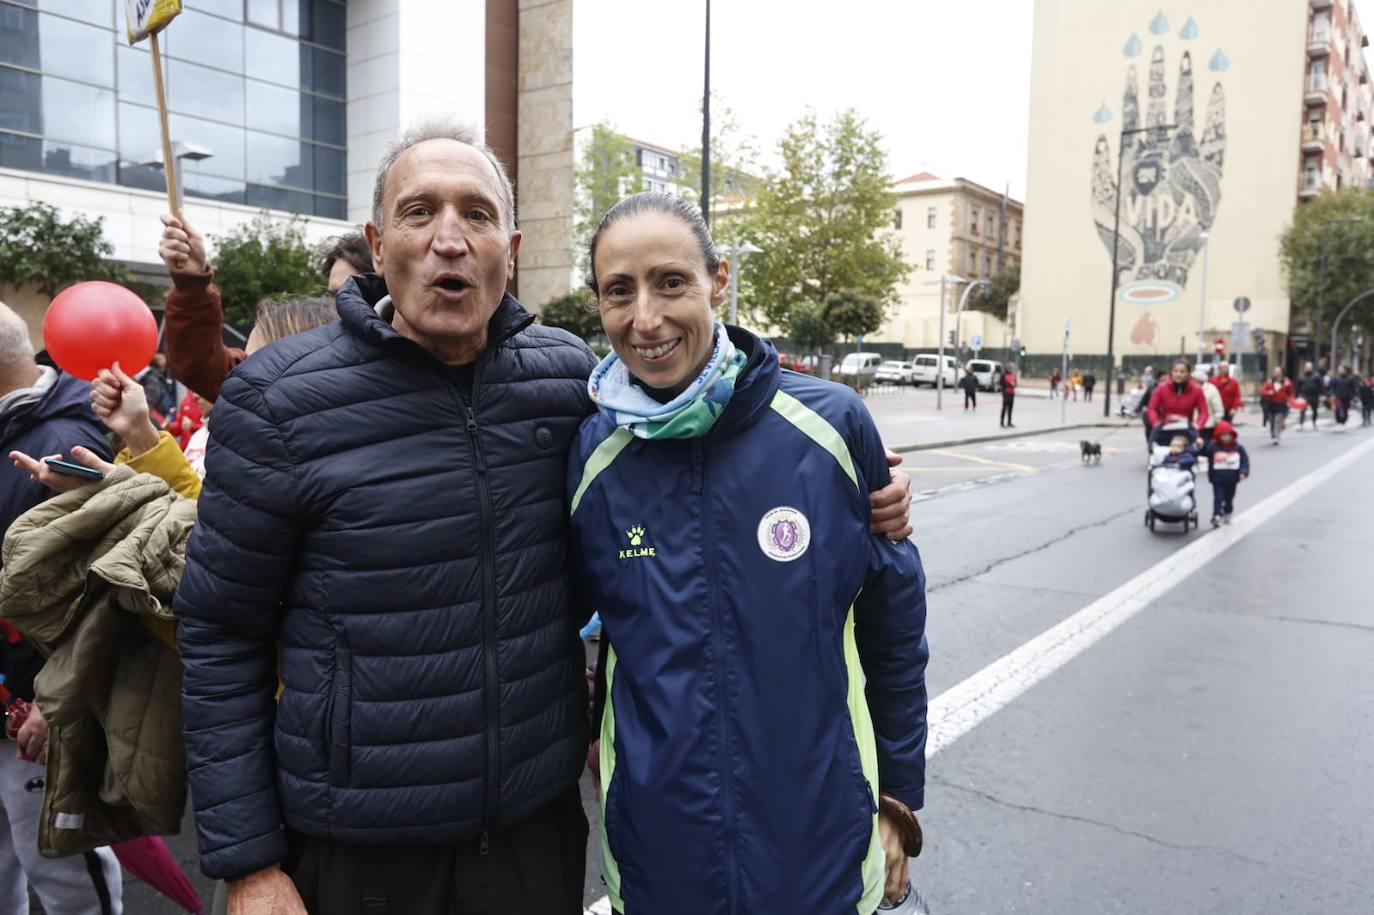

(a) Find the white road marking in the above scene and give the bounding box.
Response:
[584,434,1374,911]
[926,433,1374,757]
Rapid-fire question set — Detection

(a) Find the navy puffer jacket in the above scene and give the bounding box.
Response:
[175,275,597,880]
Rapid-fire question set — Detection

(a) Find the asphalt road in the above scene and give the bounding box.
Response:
[60,412,1373,914]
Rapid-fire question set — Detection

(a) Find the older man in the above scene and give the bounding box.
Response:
[175,121,911,915]
[0,305,119,914]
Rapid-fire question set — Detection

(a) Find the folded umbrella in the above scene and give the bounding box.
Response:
[112,836,204,914]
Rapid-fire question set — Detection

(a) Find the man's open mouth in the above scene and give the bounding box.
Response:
[434,276,472,292]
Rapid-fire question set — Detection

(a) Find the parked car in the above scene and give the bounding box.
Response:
[911,353,960,388]
[836,352,883,383]
[875,360,915,385]
[966,358,1005,391]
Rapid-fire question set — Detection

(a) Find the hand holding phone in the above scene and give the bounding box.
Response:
[43,457,105,481]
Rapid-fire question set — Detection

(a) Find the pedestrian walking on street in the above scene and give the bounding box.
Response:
[1358,373,1374,426]
[1203,420,1249,527]
[1261,367,1294,444]
[959,366,979,410]
[999,363,1018,427]
[1069,369,1083,401]
[1140,367,1162,445]
[573,192,928,914]
[1049,367,1061,399]
[1210,362,1243,421]
[1297,361,1324,430]
[1147,360,1209,447]
[1083,370,1097,402]
[1330,365,1358,428]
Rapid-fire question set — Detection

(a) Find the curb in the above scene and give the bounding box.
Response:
[891,421,1134,453]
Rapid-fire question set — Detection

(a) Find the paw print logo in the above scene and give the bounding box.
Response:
[626,525,646,546]
[1091,12,1226,306]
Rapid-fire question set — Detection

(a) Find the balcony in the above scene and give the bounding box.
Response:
[1299,171,1324,198]
[1302,124,1325,151]
[1309,29,1331,57]
[1306,75,1329,105]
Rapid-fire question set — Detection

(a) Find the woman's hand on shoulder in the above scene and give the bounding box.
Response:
[870,450,913,541]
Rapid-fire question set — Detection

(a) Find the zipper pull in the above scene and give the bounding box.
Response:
[465,407,487,472]
[478,830,490,856]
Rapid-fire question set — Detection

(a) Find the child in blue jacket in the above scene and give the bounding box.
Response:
[1203,420,1249,527]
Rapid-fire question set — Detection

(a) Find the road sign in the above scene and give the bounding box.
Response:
[1231,321,1250,353]
[1063,319,1071,343]
[1233,296,1251,314]
[971,334,983,352]
[1214,337,1226,355]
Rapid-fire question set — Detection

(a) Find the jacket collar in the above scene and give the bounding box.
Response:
[335,273,535,363]
[707,325,780,439]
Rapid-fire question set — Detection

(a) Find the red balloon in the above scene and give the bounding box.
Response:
[43,281,158,381]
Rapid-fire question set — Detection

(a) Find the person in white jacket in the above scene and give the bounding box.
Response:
[1195,369,1225,447]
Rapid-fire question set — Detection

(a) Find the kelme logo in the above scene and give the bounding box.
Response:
[619,524,657,560]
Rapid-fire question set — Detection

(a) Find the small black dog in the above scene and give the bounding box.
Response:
[1080,440,1102,464]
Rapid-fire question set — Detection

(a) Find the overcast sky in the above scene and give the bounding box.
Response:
[573,0,1035,198]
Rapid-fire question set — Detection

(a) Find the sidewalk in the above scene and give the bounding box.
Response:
[861,384,1133,452]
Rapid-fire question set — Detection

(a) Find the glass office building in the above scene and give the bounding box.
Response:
[0,0,347,218]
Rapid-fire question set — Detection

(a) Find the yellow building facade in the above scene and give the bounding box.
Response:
[1019,0,1373,372]
[880,173,1023,352]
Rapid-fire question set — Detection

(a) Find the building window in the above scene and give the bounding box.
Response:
[893,207,902,230]
[970,206,979,234]
[987,213,996,237]
[927,206,937,228]
[0,0,347,218]
[925,250,935,270]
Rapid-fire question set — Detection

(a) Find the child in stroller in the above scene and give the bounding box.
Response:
[1146,424,1199,532]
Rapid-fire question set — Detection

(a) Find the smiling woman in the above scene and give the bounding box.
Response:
[572,191,930,913]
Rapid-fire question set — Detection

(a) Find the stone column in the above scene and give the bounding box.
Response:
[515,0,575,313]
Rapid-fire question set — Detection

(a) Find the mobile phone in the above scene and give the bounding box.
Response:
[43,457,105,481]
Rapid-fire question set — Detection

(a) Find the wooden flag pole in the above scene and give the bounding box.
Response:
[147,31,180,220]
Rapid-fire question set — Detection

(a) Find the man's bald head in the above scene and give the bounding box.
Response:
[0,303,35,371]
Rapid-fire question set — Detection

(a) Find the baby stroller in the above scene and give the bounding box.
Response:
[1145,422,1198,532]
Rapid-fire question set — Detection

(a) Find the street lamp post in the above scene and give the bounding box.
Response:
[954,277,992,355]
[1195,230,1210,366]
[726,241,762,325]
[701,0,711,226]
[141,142,214,214]
[1104,123,1176,419]
[925,274,968,410]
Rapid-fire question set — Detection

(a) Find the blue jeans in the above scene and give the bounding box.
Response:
[1212,480,1238,517]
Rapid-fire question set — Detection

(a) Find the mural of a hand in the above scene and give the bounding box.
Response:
[1091,29,1226,299]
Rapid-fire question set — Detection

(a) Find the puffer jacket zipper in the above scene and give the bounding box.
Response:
[449,361,501,852]
[697,440,740,912]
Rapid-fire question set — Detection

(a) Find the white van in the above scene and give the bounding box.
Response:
[912,353,959,388]
[966,358,1005,391]
[837,352,883,382]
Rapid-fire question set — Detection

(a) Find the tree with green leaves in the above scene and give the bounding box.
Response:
[821,290,884,347]
[787,302,834,354]
[740,109,909,330]
[0,202,132,296]
[574,122,643,275]
[210,214,320,326]
[538,288,601,341]
[969,264,1020,322]
[1279,188,1374,358]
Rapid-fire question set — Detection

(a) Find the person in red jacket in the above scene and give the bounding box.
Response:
[999,364,1018,427]
[1209,362,1243,420]
[1260,366,1295,444]
[157,215,371,401]
[1146,359,1209,444]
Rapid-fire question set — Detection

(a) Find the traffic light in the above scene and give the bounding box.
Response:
[1252,327,1265,352]
[948,330,957,347]
[1018,345,1027,358]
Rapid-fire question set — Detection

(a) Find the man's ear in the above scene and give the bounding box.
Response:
[365,222,384,278]
[506,230,523,281]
